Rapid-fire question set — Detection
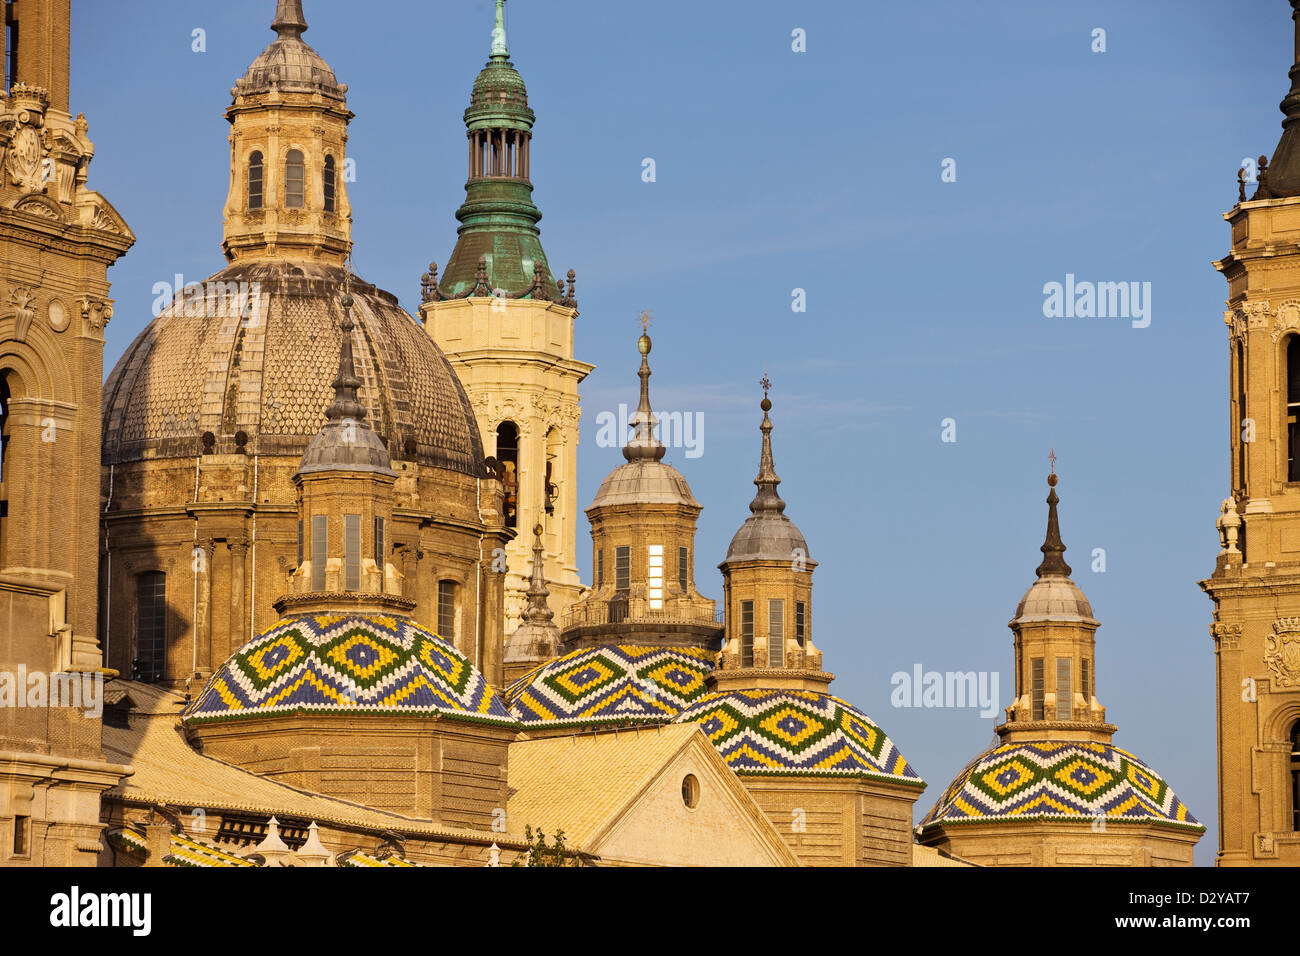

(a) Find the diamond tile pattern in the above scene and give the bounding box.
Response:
[920,740,1203,831]
[674,689,923,784]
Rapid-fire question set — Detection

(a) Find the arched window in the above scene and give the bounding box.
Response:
[135,572,166,683]
[324,155,336,213]
[284,149,305,208]
[438,580,457,641]
[1288,337,1300,481]
[1236,343,1247,493]
[247,151,264,209]
[0,372,11,565]
[496,422,518,529]
[1291,721,1300,832]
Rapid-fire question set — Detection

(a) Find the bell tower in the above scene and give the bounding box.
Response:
[1202,0,1300,868]
[420,0,592,634]
[0,0,134,865]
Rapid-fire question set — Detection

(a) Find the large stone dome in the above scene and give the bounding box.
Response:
[103,261,486,475]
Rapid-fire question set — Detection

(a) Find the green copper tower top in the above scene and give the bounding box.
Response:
[424,0,567,302]
[491,0,509,58]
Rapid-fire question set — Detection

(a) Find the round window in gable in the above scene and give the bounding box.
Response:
[681,774,700,809]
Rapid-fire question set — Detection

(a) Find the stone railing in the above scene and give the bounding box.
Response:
[561,595,720,631]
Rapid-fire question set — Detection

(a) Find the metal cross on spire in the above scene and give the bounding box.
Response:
[638,309,653,334]
[1048,446,1057,476]
[760,373,772,398]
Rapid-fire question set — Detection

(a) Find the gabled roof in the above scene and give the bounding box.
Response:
[505,724,799,866]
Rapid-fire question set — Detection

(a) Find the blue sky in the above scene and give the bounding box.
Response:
[75,0,1295,864]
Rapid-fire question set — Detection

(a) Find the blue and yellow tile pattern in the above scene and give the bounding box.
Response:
[183,614,516,726]
[504,644,715,726]
[675,689,924,786]
[919,740,1204,831]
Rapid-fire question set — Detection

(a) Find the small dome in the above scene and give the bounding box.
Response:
[297,418,393,475]
[919,740,1203,832]
[726,512,809,563]
[589,459,700,510]
[675,689,923,785]
[233,4,344,100]
[504,644,716,727]
[235,37,343,99]
[1013,575,1096,625]
[183,614,516,726]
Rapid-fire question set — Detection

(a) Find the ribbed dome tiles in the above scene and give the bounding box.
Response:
[183,614,516,726]
[675,689,923,785]
[919,741,1203,831]
[103,262,485,474]
[504,644,716,726]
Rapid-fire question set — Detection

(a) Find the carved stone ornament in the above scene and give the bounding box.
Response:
[1245,300,1272,331]
[9,287,36,342]
[1226,309,1247,342]
[1266,618,1300,687]
[1271,301,1300,343]
[1211,621,1243,648]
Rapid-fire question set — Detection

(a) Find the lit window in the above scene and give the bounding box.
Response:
[647,545,664,610]
[285,149,305,208]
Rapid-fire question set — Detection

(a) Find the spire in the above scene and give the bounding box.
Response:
[1035,454,1071,577]
[272,0,309,40]
[750,375,787,515]
[491,0,510,59]
[521,524,555,626]
[1255,1,1300,199]
[624,316,666,462]
[325,293,366,425]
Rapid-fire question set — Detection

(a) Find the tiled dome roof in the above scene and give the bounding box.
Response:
[504,644,716,727]
[919,740,1203,832]
[182,613,516,726]
[675,689,923,785]
[103,261,485,475]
